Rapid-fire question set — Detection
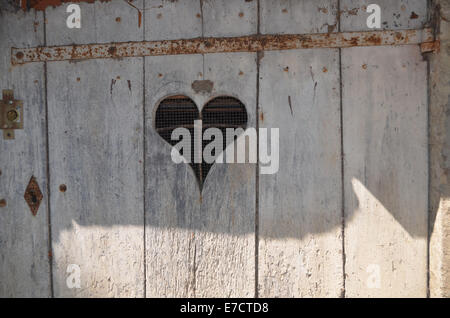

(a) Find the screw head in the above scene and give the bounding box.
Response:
[59,184,67,192]
[6,110,18,122]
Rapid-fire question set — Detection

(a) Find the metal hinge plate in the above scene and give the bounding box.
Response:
[421,40,440,54]
[0,90,23,140]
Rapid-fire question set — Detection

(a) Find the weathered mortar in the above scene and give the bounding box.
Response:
[429,0,450,298]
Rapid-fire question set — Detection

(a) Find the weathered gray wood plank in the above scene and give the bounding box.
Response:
[341,1,428,297]
[144,53,257,297]
[146,0,202,41]
[258,48,343,297]
[0,6,50,297]
[145,53,204,297]
[260,0,338,35]
[429,0,450,298]
[195,52,256,297]
[47,57,145,297]
[46,1,145,297]
[202,0,257,37]
[45,0,144,44]
[145,0,256,297]
[340,0,427,31]
[342,46,428,297]
[258,0,343,297]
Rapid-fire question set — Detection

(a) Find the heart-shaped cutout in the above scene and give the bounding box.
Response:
[155,95,248,189]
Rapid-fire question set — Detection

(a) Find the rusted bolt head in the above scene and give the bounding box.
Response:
[0,199,6,208]
[16,51,24,59]
[59,184,67,193]
[108,46,117,55]
[7,110,18,122]
[410,12,419,19]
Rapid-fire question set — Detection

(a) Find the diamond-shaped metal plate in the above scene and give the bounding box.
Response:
[24,176,43,216]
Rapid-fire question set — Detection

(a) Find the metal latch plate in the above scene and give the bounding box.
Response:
[0,90,23,139]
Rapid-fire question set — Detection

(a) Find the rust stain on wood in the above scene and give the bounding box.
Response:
[138,10,142,28]
[11,28,434,65]
[191,80,214,94]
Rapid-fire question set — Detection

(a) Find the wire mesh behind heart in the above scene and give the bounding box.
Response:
[155,95,248,190]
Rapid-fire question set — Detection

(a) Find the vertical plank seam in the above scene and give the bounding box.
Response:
[142,0,147,299]
[426,0,432,299]
[200,0,205,78]
[426,51,431,299]
[198,0,204,188]
[192,244,197,297]
[43,8,54,298]
[337,0,346,298]
[254,0,261,299]
[186,0,205,297]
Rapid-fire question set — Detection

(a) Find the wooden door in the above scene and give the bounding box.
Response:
[0,0,429,297]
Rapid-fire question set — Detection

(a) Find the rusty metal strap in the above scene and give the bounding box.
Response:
[11,28,434,65]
